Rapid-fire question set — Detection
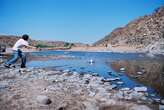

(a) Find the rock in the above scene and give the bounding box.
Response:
[84,79,90,84]
[120,67,125,71]
[0,82,8,90]
[137,71,143,75]
[101,77,120,82]
[73,71,78,74]
[115,91,124,99]
[134,87,147,92]
[92,73,99,76]
[111,84,117,89]
[152,98,161,103]
[120,87,130,91]
[124,95,133,100]
[129,91,145,100]
[63,69,70,73]
[36,95,52,105]
[116,81,124,85]
[161,99,164,104]
[129,105,152,110]
[159,105,164,110]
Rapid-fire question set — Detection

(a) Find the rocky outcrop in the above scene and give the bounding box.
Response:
[94,6,164,55]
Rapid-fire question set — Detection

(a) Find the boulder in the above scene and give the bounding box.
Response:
[36,95,52,105]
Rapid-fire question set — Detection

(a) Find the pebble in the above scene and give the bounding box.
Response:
[120,87,130,91]
[137,71,143,75]
[134,87,147,92]
[159,105,164,110]
[36,95,52,105]
[92,73,99,76]
[111,84,117,89]
[63,69,70,73]
[116,81,124,85]
[120,67,125,71]
[152,98,161,103]
[161,99,164,104]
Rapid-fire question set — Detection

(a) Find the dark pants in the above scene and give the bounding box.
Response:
[5,50,26,68]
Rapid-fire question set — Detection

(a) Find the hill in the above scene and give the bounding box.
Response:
[0,35,72,49]
[94,6,164,54]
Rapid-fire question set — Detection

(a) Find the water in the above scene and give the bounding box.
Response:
[27,50,164,98]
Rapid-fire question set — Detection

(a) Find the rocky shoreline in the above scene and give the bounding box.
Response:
[0,64,163,110]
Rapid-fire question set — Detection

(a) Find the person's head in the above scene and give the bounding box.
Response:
[22,34,29,41]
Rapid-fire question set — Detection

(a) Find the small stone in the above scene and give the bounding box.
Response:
[92,73,99,76]
[137,71,143,75]
[116,81,124,85]
[36,95,52,105]
[120,87,130,91]
[73,71,78,74]
[120,67,125,71]
[159,105,164,110]
[84,79,90,84]
[111,84,117,89]
[63,69,70,73]
[161,99,164,104]
[134,87,147,92]
[152,98,161,103]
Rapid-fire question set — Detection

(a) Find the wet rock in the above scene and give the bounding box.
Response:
[134,87,147,92]
[152,98,161,103]
[84,79,90,84]
[129,105,152,110]
[107,71,113,76]
[36,95,52,105]
[0,82,8,90]
[73,71,78,74]
[120,67,125,71]
[159,105,164,110]
[116,81,124,85]
[120,87,130,91]
[111,84,117,89]
[115,91,124,99]
[92,73,99,76]
[101,77,120,82]
[63,69,70,73]
[129,91,145,100]
[161,99,164,104]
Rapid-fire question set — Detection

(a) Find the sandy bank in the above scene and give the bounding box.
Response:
[67,46,143,53]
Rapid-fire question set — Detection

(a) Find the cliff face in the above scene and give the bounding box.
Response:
[94,6,164,53]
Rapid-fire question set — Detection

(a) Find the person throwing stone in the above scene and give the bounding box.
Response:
[4,34,36,68]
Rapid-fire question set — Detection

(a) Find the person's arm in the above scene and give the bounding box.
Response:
[26,45,37,49]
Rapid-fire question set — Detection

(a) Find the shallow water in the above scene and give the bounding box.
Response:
[27,50,164,98]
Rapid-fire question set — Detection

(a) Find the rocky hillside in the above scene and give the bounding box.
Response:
[94,6,164,54]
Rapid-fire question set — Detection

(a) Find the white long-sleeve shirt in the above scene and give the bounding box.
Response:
[12,39,29,51]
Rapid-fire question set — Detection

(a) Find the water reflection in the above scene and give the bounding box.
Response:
[109,59,164,97]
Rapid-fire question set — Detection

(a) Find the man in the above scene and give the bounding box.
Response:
[4,34,36,68]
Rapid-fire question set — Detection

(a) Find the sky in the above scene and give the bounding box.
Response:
[0,0,163,44]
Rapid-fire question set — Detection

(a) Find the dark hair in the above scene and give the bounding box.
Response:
[22,34,29,41]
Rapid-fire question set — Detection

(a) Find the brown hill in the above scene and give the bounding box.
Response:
[0,35,71,48]
[94,6,164,54]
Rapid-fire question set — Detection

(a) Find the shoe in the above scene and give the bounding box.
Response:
[4,64,11,68]
[21,65,26,68]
